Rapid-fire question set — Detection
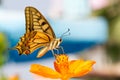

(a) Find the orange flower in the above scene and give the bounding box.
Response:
[30,54,96,80]
[9,74,19,80]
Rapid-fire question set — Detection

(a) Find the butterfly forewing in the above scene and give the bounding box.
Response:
[25,7,56,38]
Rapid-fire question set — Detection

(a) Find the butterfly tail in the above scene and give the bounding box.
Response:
[37,47,49,58]
[8,47,23,55]
[8,47,16,50]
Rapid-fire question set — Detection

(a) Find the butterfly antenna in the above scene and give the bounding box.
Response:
[60,28,70,38]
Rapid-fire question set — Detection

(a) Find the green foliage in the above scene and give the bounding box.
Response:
[0,74,7,80]
[0,33,8,67]
[92,0,120,62]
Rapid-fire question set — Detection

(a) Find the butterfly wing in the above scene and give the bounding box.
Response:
[15,6,56,55]
[25,6,56,38]
[16,31,53,55]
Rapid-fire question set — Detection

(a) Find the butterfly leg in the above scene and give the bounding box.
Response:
[60,46,65,53]
[55,48,59,54]
[51,49,59,57]
[51,50,55,56]
[57,46,65,54]
[53,48,59,54]
[52,46,65,56]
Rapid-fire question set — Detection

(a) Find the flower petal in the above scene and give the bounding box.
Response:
[54,61,61,73]
[9,74,19,80]
[30,64,61,79]
[69,60,84,72]
[69,60,95,77]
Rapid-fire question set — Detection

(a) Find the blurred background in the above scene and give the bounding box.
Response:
[0,0,120,80]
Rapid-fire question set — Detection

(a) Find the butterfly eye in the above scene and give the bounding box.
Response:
[60,39,62,42]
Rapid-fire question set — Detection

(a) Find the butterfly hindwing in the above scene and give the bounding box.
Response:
[16,31,53,55]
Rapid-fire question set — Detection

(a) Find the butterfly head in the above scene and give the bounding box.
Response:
[57,38,62,43]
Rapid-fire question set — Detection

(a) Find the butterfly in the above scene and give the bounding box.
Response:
[13,6,66,58]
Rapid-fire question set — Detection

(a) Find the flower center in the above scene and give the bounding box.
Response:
[54,54,69,75]
[55,54,68,63]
